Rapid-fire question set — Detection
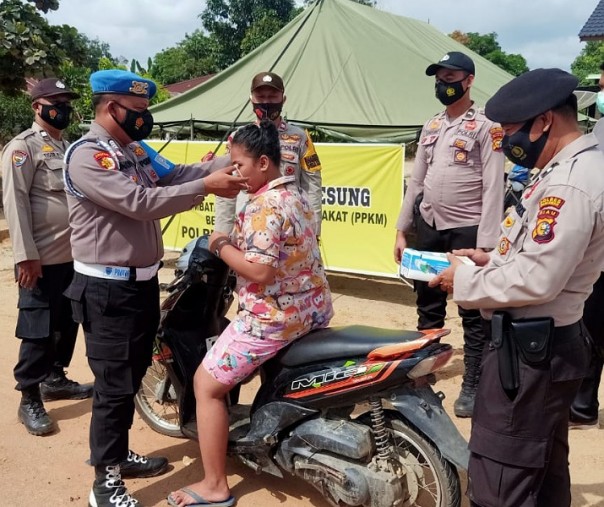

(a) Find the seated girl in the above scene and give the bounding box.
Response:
[168,120,333,507]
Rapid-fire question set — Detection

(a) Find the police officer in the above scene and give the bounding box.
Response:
[431,68,601,507]
[568,62,604,430]
[63,70,247,507]
[214,71,323,235]
[393,52,505,417]
[1,78,93,437]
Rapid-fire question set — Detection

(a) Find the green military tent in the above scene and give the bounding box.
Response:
[150,0,514,143]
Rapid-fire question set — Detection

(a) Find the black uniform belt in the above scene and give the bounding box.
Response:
[485,319,582,344]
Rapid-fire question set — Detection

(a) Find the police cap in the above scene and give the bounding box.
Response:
[30,78,79,101]
[426,52,475,76]
[485,68,579,124]
[90,70,157,99]
[251,72,285,92]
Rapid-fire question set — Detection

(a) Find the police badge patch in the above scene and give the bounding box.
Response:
[93,151,117,170]
[11,151,28,168]
[532,196,565,244]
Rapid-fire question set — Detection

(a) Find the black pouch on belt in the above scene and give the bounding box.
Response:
[509,317,554,366]
[491,311,519,392]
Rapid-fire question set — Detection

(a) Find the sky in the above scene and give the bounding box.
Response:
[45,0,598,72]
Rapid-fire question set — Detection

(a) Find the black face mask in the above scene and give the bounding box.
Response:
[112,104,154,141]
[435,79,466,106]
[252,102,283,121]
[39,103,72,130]
[502,117,550,169]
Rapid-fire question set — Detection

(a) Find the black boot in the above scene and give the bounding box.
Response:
[40,367,93,401]
[18,386,55,436]
[89,465,140,507]
[119,450,169,478]
[454,358,481,418]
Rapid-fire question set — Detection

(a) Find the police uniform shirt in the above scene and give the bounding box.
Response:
[397,107,505,249]
[1,122,71,265]
[66,122,221,268]
[214,120,323,234]
[454,133,604,326]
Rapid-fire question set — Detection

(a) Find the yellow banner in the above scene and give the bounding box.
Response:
[146,141,404,278]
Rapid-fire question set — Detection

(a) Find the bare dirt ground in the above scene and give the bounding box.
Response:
[0,235,602,507]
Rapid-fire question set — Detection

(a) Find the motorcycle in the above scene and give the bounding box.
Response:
[134,236,469,507]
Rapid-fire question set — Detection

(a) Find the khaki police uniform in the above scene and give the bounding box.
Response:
[396,106,504,368]
[214,120,322,234]
[1,122,78,389]
[454,134,603,506]
[570,118,604,426]
[64,122,223,466]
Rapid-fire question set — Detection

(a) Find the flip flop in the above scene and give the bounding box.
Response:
[167,487,236,507]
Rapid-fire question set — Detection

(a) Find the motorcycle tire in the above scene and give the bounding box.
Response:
[134,358,184,438]
[359,412,461,507]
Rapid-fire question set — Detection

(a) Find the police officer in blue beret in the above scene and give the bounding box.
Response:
[430,68,603,507]
[63,69,248,507]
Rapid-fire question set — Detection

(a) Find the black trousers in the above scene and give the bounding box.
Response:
[468,326,589,507]
[570,272,604,423]
[13,262,78,391]
[64,273,160,466]
[415,218,486,362]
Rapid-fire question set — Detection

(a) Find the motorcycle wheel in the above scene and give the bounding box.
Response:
[134,358,184,438]
[387,416,461,507]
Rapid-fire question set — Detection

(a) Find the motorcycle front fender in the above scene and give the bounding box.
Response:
[390,384,469,470]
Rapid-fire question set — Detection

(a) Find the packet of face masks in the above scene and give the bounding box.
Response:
[399,248,474,282]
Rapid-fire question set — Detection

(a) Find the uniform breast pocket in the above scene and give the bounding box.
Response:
[41,158,65,191]
[450,138,476,166]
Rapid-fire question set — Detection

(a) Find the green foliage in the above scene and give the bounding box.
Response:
[0,91,33,146]
[449,30,529,76]
[151,30,220,85]
[571,41,604,85]
[0,0,64,92]
[201,0,297,69]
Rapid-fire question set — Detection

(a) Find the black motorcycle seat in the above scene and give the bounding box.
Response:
[278,325,425,367]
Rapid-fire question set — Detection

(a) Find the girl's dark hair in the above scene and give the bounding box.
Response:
[231,120,281,167]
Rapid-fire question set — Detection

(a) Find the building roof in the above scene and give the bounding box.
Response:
[579,0,604,41]
[164,75,215,96]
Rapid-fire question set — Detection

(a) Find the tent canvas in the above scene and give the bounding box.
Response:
[150,0,514,143]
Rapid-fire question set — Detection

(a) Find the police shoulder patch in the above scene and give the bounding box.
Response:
[489,126,503,152]
[93,151,117,171]
[532,196,565,244]
[11,150,28,168]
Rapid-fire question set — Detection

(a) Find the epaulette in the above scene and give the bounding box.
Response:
[13,129,36,142]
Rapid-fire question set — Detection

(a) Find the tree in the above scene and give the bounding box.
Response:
[0,0,63,92]
[571,41,604,85]
[0,91,33,145]
[151,31,220,85]
[449,30,529,76]
[201,0,297,69]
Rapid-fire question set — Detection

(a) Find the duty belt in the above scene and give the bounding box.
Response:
[74,260,160,282]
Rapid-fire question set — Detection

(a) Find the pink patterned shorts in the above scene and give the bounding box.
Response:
[202,318,290,385]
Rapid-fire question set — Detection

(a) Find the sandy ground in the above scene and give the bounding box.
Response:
[0,235,602,507]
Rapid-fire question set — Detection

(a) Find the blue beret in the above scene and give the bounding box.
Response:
[485,68,578,124]
[90,70,157,99]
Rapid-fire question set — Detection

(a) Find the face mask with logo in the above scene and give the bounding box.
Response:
[39,102,72,130]
[435,79,466,106]
[112,104,154,141]
[502,117,550,169]
[596,91,604,114]
[252,102,283,121]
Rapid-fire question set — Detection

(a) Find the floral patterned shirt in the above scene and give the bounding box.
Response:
[231,175,333,341]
